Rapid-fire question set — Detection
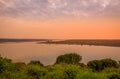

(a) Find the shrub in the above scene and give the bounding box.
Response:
[101,59,118,68]
[87,58,118,71]
[56,53,82,64]
[64,65,80,79]
[26,65,47,79]
[76,71,108,79]
[0,71,27,79]
[45,65,64,79]
[0,56,11,73]
[87,60,102,71]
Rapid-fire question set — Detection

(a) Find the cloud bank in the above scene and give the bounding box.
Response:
[0,0,120,18]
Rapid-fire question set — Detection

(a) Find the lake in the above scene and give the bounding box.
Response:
[0,42,120,65]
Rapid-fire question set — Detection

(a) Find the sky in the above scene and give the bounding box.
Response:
[0,0,120,39]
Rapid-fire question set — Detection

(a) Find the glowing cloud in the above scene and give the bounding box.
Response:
[0,0,120,19]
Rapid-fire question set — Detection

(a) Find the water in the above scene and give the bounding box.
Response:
[0,42,120,65]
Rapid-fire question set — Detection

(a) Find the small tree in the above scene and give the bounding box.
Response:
[55,53,82,64]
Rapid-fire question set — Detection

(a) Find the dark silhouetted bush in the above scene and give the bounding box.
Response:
[55,53,82,64]
[87,60,102,71]
[87,58,118,71]
[101,59,118,68]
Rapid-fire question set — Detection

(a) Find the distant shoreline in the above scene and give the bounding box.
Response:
[0,38,120,47]
[0,38,52,43]
[39,39,120,47]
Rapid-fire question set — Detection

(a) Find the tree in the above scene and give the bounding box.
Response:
[55,53,82,64]
[87,58,118,71]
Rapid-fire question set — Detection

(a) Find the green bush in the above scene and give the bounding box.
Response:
[26,65,47,79]
[87,60,102,71]
[56,53,82,64]
[0,70,27,79]
[0,56,11,73]
[101,59,118,68]
[87,58,118,71]
[64,65,80,79]
[45,65,64,79]
[12,62,26,71]
[76,71,108,79]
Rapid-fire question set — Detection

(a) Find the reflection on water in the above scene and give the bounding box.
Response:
[0,42,120,65]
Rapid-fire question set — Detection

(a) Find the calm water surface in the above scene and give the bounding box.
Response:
[0,42,120,65]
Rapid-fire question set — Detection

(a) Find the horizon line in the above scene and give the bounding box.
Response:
[0,38,120,40]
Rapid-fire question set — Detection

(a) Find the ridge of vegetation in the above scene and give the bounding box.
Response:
[0,53,120,79]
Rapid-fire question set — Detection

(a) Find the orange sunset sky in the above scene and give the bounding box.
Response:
[0,0,120,39]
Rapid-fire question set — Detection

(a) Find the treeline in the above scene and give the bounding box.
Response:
[0,53,120,79]
[40,39,120,47]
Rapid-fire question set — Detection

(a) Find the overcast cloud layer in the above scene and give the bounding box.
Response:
[0,0,120,18]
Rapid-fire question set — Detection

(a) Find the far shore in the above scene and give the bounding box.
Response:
[0,38,120,47]
[38,39,120,47]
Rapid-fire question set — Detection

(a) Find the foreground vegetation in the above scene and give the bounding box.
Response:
[0,53,120,79]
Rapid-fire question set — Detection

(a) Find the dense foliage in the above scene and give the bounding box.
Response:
[0,53,120,79]
[87,58,118,71]
[55,53,82,64]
